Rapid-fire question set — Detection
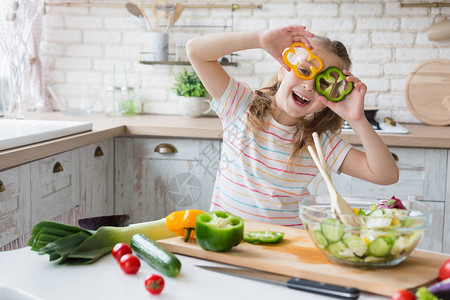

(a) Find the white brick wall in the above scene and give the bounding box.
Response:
[41,0,450,123]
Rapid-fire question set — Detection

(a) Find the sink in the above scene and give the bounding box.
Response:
[0,119,92,151]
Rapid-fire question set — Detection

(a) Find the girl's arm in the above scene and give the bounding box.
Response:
[186,26,313,101]
[321,72,399,185]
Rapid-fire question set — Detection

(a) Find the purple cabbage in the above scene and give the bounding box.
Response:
[377,196,406,210]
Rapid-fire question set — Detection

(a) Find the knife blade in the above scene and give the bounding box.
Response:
[196,265,360,299]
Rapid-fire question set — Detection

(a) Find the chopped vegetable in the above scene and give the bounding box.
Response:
[119,254,140,274]
[112,243,132,261]
[131,233,181,277]
[244,231,284,244]
[166,209,205,242]
[320,218,344,242]
[28,218,176,265]
[315,66,353,102]
[145,274,165,295]
[195,211,244,252]
[282,42,323,80]
[378,196,406,210]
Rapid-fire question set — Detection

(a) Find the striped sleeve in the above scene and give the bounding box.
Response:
[211,77,252,125]
[321,131,352,174]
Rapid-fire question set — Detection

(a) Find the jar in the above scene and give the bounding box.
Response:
[120,86,137,115]
[103,86,128,117]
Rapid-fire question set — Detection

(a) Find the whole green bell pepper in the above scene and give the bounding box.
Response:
[315,66,354,102]
[195,211,244,252]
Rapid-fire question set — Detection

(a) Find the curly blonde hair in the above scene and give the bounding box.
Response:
[246,36,352,168]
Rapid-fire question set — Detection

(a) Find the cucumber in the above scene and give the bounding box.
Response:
[313,230,328,249]
[327,241,348,259]
[320,218,344,242]
[131,233,181,277]
[368,237,393,257]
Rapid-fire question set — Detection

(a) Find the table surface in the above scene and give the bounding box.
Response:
[0,247,387,300]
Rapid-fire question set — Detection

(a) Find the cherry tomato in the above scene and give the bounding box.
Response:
[145,274,165,295]
[391,290,415,300]
[439,259,450,281]
[112,243,132,261]
[119,254,140,274]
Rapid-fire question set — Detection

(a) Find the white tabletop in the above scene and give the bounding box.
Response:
[0,247,387,300]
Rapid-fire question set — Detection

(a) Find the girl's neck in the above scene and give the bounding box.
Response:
[271,107,301,127]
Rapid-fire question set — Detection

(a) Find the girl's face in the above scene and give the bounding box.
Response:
[273,43,344,126]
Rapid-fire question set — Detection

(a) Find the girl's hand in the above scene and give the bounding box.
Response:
[259,25,314,70]
[318,70,367,123]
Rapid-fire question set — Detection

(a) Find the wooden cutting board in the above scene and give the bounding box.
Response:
[158,220,449,297]
[405,59,450,126]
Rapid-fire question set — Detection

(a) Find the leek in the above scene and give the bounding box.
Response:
[27,218,176,265]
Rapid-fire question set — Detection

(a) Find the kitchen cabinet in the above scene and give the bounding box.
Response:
[79,139,114,218]
[0,166,31,250]
[114,137,221,223]
[444,150,450,254]
[310,146,448,253]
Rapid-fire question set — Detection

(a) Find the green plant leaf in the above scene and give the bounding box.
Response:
[171,68,207,97]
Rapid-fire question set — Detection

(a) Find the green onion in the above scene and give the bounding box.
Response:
[28,218,176,265]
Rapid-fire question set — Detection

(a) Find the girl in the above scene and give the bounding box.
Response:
[186,25,399,227]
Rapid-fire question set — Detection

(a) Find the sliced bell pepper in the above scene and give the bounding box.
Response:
[195,211,244,252]
[166,209,205,242]
[282,43,323,80]
[314,66,353,102]
[244,231,284,244]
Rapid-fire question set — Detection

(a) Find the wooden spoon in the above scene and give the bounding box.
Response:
[307,132,362,226]
[137,3,154,31]
[172,3,185,25]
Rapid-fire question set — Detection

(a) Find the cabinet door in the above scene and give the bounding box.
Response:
[30,149,81,227]
[417,201,444,253]
[80,139,114,217]
[0,165,31,249]
[444,150,450,254]
[115,137,220,223]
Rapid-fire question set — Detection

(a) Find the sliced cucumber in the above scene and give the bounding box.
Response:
[313,230,328,249]
[320,218,344,242]
[368,237,393,257]
[131,233,181,277]
[327,241,348,259]
[343,234,368,257]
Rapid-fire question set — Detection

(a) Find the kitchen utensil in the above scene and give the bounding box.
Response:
[197,266,360,299]
[427,14,450,41]
[172,3,185,26]
[405,59,450,125]
[125,2,142,18]
[299,195,431,268]
[158,219,446,297]
[78,214,131,230]
[138,3,154,31]
[307,132,361,226]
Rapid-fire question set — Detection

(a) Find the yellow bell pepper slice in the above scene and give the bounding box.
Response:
[282,43,323,80]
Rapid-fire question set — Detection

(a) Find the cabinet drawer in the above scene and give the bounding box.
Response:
[0,166,31,247]
[31,150,80,224]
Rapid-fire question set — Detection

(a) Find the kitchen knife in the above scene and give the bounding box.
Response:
[196,265,360,299]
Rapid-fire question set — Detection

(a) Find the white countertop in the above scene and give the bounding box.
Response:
[0,247,386,300]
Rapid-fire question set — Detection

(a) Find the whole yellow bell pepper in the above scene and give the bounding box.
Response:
[166,209,205,242]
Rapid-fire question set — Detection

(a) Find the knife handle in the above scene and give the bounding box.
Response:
[287,278,360,299]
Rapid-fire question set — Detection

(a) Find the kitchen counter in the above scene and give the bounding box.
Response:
[0,247,385,300]
[1,111,449,171]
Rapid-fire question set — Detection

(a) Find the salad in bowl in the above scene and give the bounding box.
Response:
[299,195,432,268]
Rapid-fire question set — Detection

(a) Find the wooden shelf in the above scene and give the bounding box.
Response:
[139,60,238,67]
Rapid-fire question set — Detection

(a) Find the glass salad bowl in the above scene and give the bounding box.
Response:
[298,195,432,269]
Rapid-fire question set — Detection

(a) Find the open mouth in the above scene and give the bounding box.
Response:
[292,91,310,105]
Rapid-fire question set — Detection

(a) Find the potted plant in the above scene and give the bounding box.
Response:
[171,69,211,118]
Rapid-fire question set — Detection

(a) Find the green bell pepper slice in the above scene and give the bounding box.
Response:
[244,231,284,244]
[315,66,354,102]
[195,211,244,252]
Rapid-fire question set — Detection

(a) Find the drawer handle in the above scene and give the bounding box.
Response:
[0,180,5,192]
[154,143,178,154]
[94,146,104,157]
[391,152,399,161]
[53,162,64,173]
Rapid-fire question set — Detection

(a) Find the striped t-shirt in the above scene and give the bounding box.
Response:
[210,77,352,227]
